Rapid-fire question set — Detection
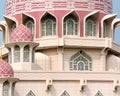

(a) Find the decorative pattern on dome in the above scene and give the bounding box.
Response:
[10,25,33,42]
[0,60,14,77]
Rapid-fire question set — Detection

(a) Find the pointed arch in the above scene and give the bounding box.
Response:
[26,90,36,96]
[60,90,70,96]
[84,11,99,37]
[70,50,92,71]
[4,16,17,42]
[22,13,35,36]
[63,11,79,36]
[95,91,103,96]
[101,14,116,38]
[41,12,57,37]
[3,81,9,96]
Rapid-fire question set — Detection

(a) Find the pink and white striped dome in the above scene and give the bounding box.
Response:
[10,25,33,42]
[0,60,14,78]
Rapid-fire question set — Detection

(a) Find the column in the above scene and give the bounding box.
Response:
[57,46,64,71]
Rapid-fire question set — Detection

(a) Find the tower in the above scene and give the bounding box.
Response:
[5,24,39,71]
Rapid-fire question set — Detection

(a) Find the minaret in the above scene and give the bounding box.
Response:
[5,17,39,71]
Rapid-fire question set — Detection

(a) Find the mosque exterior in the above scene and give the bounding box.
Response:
[0,0,120,96]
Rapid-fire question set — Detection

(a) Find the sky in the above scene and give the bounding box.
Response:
[112,0,120,44]
[0,0,120,45]
[0,0,5,45]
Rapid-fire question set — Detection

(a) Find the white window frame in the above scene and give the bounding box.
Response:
[64,16,78,36]
[3,81,9,96]
[41,17,56,37]
[14,45,20,63]
[85,19,96,37]
[23,45,30,62]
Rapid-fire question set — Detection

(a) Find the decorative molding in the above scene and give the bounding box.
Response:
[45,79,53,91]
[5,0,112,15]
[113,80,120,92]
[79,79,87,92]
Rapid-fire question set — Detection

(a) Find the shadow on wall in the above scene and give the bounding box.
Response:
[35,52,51,71]
[106,54,120,72]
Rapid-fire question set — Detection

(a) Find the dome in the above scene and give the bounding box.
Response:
[10,25,33,42]
[0,60,14,77]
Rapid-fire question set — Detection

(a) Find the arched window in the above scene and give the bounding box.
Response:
[3,81,9,96]
[25,20,34,35]
[41,14,56,37]
[14,45,20,63]
[64,14,78,35]
[95,91,103,96]
[26,90,35,96]
[60,91,70,96]
[70,51,92,71]
[85,18,96,37]
[23,45,30,62]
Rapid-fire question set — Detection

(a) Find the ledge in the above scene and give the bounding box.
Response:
[35,37,118,49]
[14,71,120,81]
